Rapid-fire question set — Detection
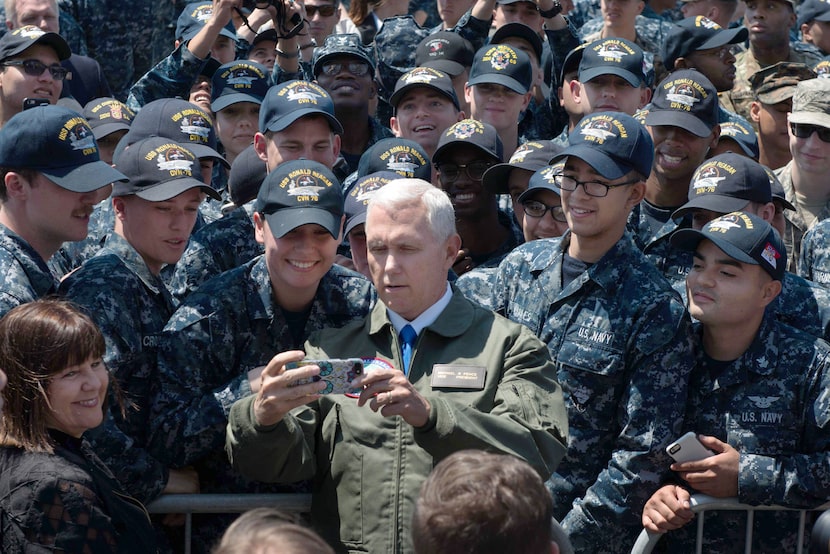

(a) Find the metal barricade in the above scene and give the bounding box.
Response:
[630,495,830,554]
[146,493,312,554]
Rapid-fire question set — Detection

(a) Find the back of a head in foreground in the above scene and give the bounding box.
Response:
[412,449,557,554]
[212,508,334,554]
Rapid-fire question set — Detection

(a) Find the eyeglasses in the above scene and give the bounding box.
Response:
[305,4,337,17]
[697,46,733,61]
[320,61,370,77]
[437,160,495,183]
[2,59,69,80]
[522,199,567,222]
[790,122,830,143]
[554,174,639,197]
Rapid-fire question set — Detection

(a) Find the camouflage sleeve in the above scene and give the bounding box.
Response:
[738,347,830,507]
[544,20,579,87]
[270,61,313,85]
[168,241,224,303]
[798,222,830,288]
[455,268,498,310]
[125,43,208,112]
[149,302,255,467]
[561,303,695,550]
[449,10,492,52]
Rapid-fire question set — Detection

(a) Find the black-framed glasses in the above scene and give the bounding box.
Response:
[522,199,567,222]
[554,174,639,198]
[306,4,337,17]
[790,122,830,143]
[2,59,69,80]
[437,160,495,183]
[320,61,369,77]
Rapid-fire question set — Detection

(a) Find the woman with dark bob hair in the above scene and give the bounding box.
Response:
[0,298,157,553]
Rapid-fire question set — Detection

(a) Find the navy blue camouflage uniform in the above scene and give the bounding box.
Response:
[489,231,695,552]
[0,223,58,318]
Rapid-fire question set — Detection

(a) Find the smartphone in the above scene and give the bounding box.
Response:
[666,432,715,464]
[22,97,50,110]
[288,358,364,395]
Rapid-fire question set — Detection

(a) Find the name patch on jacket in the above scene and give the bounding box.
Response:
[431,365,486,388]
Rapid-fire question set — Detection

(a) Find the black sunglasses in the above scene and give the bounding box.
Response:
[790,122,830,143]
[2,59,69,80]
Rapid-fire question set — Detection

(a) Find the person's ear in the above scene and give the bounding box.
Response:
[112,196,127,221]
[674,56,689,69]
[749,101,762,123]
[253,212,266,245]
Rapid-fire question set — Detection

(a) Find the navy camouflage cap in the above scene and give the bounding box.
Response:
[482,140,563,194]
[646,69,719,137]
[671,211,785,281]
[673,153,771,219]
[112,137,220,201]
[344,171,399,235]
[176,1,237,42]
[0,105,127,192]
[358,138,431,181]
[83,97,134,140]
[228,145,267,207]
[415,31,475,76]
[259,80,342,134]
[0,25,70,62]
[518,165,562,203]
[750,61,816,104]
[551,112,654,180]
[717,120,759,159]
[490,22,544,63]
[467,44,532,94]
[433,119,504,164]
[390,67,460,110]
[798,0,830,27]
[789,77,830,128]
[211,61,270,112]
[579,38,646,87]
[312,33,375,77]
[122,98,227,167]
[661,16,747,71]
[255,159,344,239]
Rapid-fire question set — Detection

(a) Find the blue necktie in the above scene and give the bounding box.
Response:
[399,325,417,375]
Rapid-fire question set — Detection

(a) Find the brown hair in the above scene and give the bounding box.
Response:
[412,450,555,554]
[0,298,106,452]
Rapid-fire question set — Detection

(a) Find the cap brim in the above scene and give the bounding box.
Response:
[421,59,465,76]
[482,163,515,194]
[186,143,230,168]
[773,195,796,211]
[672,195,751,220]
[263,108,344,135]
[211,93,263,113]
[467,73,528,94]
[789,111,830,128]
[579,66,642,87]
[645,110,713,137]
[698,26,748,50]
[551,145,630,180]
[671,228,760,266]
[344,212,367,236]
[125,179,222,202]
[518,181,561,203]
[263,207,341,239]
[390,83,459,110]
[41,161,128,193]
[32,32,71,61]
[90,122,131,140]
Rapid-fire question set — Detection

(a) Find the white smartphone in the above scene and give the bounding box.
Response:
[666,432,715,463]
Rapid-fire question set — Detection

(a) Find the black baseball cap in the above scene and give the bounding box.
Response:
[0,105,126,192]
[467,43,533,94]
[645,69,719,137]
[482,140,563,194]
[228,144,267,207]
[344,171,400,235]
[671,211,786,281]
[579,38,646,87]
[433,119,504,164]
[211,61,270,112]
[560,43,587,85]
[517,165,562,203]
[357,138,431,181]
[389,67,460,110]
[0,25,70,62]
[491,22,544,63]
[661,16,747,71]
[112,137,220,201]
[176,1,237,42]
[798,0,830,27]
[673,153,771,219]
[717,120,760,159]
[551,111,654,180]
[415,31,475,76]
[259,80,342,134]
[83,97,134,140]
[312,33,375,78]
[255,159,344,239]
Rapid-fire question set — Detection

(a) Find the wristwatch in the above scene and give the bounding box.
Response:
[538,0,562,18]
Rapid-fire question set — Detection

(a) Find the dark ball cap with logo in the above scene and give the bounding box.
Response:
[518,165,562,203]
[0,105,127,192]
[717,120,759,159]
[671,211,786,281]
[259,80,343,134]
[433,119,504,164]
[551,111,654,180]
[483,140,563,194]
[211,60,270,112]
[176,1,237,42]
[255,159,344,239]
[358,137,431,181]
[579,37,646,87]
[83,97,134,140]
[491,22,544,63]
[673,153,771,219]
[646,69,719,137]
[661,16,747,71]
[467,44,532,94]
[0,25,70,62]
[390,67,460,110]
[345,171,400,235]
[312,33,375,78]
[121,98,227,167]
[415,31,475,76]
[112,137,221,202]
[798,0,830,27]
